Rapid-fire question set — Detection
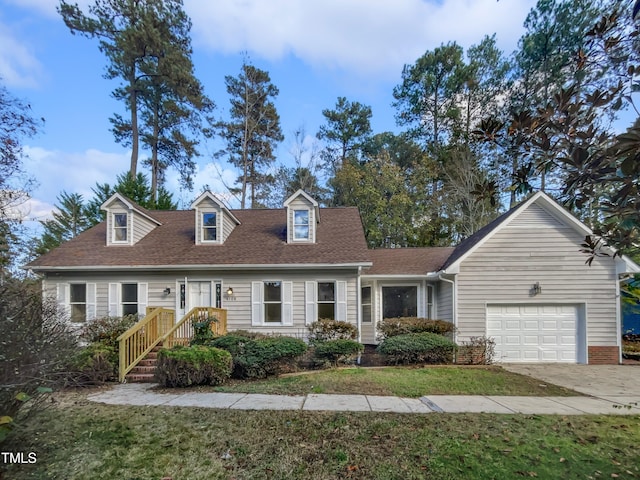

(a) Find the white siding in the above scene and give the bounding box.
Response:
[132,213,157,244]
[455,202,618,348]
[222,211,237,242]
[43,269,359,339]
[435,280,453,322]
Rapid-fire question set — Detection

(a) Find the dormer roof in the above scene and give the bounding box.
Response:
[100,192,163,226]
[190,191,241,225]
[284,189,320,222]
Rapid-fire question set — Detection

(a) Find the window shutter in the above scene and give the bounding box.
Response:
[86,283,97,321]
[336,281,347,321]
[57,283,70,318]
[305,281,317,325]
[138,283,148,317]
[282,281,293,326]
[251,281,263,326]
[108,283,120,317]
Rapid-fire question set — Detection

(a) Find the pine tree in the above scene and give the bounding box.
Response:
[215,60,283,208]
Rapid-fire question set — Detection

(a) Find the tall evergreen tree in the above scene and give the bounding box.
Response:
[316,97,373,174]
[36,192,91,255]
[393,42,468,153]
[59,0,210,186]
[215,60,283,209]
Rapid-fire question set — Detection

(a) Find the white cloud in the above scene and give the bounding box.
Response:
[23,146,130,207]
[187,0,536,78]
[0,20,43,88]
[167,161,240,209]
[3,0,91,18]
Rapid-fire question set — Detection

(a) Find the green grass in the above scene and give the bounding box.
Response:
[201,366,578,397]
[2,400,639,480]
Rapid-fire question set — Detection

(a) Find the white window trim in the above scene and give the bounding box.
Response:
[361,285,372,323]
[108,282,147,318]
[293,209,311,241]
[317,281,336,320]
[200,209,220,244]
[379,282,423,320]
[252,281,293,326]
[426,284,434,320]
[305,280,347,324]
[58,282,96,322]
[112,212,129,244]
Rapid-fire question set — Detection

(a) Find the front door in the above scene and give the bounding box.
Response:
[178,281,221,317]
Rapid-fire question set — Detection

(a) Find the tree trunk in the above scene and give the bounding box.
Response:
[129,71,139,177]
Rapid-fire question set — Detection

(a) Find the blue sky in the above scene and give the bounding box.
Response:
[0,0,538,223]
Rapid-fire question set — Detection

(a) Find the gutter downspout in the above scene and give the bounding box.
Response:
[356,266,362,365]
[438,273,457,343]
[616,274,624,365]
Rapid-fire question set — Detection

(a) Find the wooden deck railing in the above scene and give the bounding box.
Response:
[161,307,228,349]
[117,307,175,382]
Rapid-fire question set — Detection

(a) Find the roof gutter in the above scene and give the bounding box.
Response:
[27,262,373,273]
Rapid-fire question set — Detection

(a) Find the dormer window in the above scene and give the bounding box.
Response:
[284,190,319,244]
[294,210,310,240]
[113,213,128,242]
[202,212,218,242]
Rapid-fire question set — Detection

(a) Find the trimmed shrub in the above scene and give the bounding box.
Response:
[68,343,116,385]
[210,335,307,379]
[377,317,455,341]
[308,319,358,345]
[79,315,137,349]
[376,332,456,365]
[457,336,496,365]
[313,339,364,367]
[190,315,220,346]
[155,345,232,387]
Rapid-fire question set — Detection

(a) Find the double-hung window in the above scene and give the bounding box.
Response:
[202,212,217,242]
[318,282,335,320]
[293,210,309,240]
[70,283,87,323]
[361,286,372,323]
[264,281,282,323]
[122,283,138,316]
[113,213,128,242]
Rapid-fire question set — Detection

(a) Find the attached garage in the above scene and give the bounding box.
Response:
[487,304,586,364]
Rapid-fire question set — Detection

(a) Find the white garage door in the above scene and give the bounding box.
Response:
[487,305,578,363]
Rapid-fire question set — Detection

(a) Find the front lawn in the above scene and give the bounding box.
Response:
[2,400,639,479]
[204,366,578,397]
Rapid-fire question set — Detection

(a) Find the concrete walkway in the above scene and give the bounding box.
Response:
[87,383,640,415]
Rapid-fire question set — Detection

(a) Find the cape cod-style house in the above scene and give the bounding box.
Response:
[27,189,639,366]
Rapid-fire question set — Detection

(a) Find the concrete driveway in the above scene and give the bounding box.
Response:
[503,364,640,405]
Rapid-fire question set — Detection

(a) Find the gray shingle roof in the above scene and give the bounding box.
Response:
[28,207,372,270]
[364,247,455,275]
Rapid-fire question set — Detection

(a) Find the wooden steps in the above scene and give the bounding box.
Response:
[124,345,162,383]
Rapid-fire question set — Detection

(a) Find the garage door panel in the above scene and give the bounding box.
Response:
[541,351,560,361]
[542,335,559,345]
[506,320,522,330]
[487,304,578,363]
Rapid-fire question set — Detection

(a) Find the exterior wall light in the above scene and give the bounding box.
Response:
[163,287,171,295]
[532,282,542,296]
[227,287,234,296]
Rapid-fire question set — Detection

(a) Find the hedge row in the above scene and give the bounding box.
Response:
[156,345,232,387]
[209,334,307,379]
[376,332,456,364]
[377,317,455,340]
